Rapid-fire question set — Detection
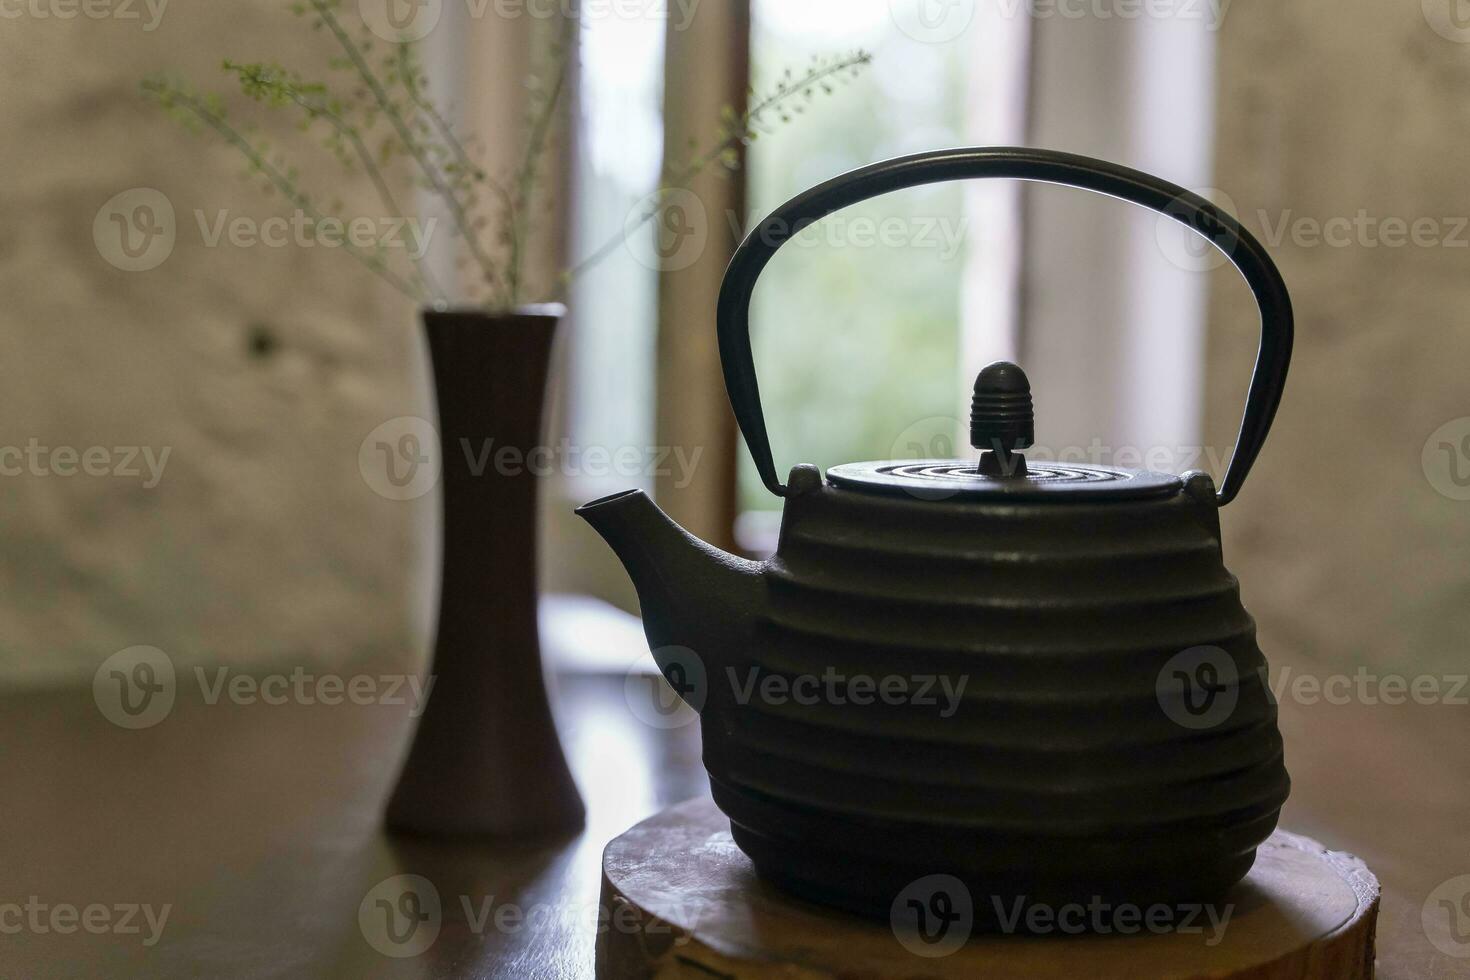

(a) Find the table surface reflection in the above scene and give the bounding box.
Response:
[1,653,1465,977]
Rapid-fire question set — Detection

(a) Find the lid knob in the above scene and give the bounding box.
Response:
[971,361,1033,478]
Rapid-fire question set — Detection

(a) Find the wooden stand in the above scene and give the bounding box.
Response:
[597,798,1378,979]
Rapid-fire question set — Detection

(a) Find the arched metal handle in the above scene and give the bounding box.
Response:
[716,146,1293,507]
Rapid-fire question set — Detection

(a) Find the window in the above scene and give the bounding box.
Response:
[552,1,1210,583]
[566,13,667,499]
[738,0,1027,548]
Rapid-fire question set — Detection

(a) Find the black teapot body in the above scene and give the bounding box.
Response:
[711,464,1285,919]
[578,146,1292,924]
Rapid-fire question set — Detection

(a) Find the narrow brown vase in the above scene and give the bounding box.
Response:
[385,307,585,838]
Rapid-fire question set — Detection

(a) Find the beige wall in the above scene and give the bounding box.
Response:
[11,0,1466,687]
[0,3,432,684]
[1206,0,1470,678]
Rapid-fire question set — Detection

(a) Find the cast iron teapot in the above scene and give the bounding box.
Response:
[578,147,1291,924]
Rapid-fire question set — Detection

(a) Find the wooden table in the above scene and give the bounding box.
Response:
[2,652,1466,977]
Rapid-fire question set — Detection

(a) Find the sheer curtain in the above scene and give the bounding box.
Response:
[1022,11,1218,471]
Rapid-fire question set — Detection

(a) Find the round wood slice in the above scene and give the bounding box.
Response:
[596,797,1378,979]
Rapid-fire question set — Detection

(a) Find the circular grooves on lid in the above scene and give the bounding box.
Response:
[827,458,1183,500]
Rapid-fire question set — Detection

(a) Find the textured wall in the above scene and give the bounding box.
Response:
[0,3,433,684]
[1206,0,1470,677]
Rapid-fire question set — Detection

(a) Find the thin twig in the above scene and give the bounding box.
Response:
[224,61,446,303]
[393,45,519,305]
[144,81,424,302]
[560,51,872,291]
[507,19,573,307]
[309,0,502,298]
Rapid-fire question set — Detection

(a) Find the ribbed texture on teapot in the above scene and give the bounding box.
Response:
[697,477,1288,910]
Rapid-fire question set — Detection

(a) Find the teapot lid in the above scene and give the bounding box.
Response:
[826,361,1182,501]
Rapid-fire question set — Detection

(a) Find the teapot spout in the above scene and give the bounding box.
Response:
[575,490,763,685]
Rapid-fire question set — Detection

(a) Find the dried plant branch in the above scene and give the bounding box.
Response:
[305,0,503,299]
[561,50,873,292]
[222,60,445,303]
[145,3,871,314]
[141,77,426,303]
[506,17,574,307]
